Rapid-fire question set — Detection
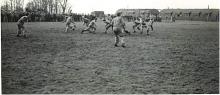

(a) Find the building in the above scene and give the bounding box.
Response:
[116,9,160,21]
[91,11,105,18]
[160,9,219,21]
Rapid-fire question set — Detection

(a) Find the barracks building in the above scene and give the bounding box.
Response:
[160,9,219,21]
[116,9,160,21]
[115,8,219,22]
[91,11,105,18]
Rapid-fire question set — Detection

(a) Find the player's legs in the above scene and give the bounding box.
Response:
[150,25,154,31]
[105,24,112,33]
[86,22,89,27]
[81,26,92,34]
[146,26,150,35]
[113,27,125,47]
[124,29,131,35]
[115,35,120,47]
[65,26,69,32]
[83,21,87,26]
[137,25,141,30]
[113,27,120,46]
[65,23,70,32]
[140,24,143,34]
[147,30,149,35]
[104,22,108,27]
[133,24,138,33]
[17,30,21,37]
[110,24,113,31]
[17,24,26,37]
[120,37,125,47]
[90,26,96,34]
[71,24,76,31]
[21,28,27,37]
[81,27,89,33]
[17,24,22,37]
[119,29,126,47]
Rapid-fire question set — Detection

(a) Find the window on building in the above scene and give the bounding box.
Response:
[170,12,173,16]
[209,12,212,17]
[189,11,192,17]
[198,12,201,17]
[179,12,182,16]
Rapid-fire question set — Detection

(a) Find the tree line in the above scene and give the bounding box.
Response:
[1,0,92,22]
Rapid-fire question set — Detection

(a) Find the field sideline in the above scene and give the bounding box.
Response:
[1,20,219,94]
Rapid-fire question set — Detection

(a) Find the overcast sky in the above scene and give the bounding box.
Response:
[68,0,219,14]
[2,0,219,14]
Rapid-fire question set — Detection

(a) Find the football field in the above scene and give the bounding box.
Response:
[1,20,219,94]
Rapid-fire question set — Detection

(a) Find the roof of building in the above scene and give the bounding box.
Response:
[91,11,104,13]
[116,9,160,15]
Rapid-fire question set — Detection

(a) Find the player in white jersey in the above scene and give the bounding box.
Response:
[132,17,141,33]
[139,17,148,34]
[65,16,76,32]
[133,17,147,34]
[82,16,90,27]
[146,18,154,35]
[17,15,28,37]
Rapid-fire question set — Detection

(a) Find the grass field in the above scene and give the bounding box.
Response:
[1,20,219,94]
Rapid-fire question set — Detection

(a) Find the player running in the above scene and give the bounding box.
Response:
[132,17,141,33]
[103,14,113,33]
[133,17,147,34]
[82,16,90,27]
[81,17,97,34]
[65,16,76,32]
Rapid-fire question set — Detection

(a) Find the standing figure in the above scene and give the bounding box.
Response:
[17,16,28,37]
[139,17,145,34]
[103,14,113,33]
[65,16,76,32]
[132,17,141,33]
[82,16,90,27]
[112,12,126,48]
[146,18,154,35]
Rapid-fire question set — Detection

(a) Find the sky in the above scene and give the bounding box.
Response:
[68,0,219,14]
[2,0,220,14]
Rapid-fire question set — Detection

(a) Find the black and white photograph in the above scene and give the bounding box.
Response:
[1,0,219,94]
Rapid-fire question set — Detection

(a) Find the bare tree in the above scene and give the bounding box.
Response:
[1,1,9,12]
[9,0,13,11]
[15,0,24,12]
[25,0,70,14]
[67,6,72,14]
[48,0,54,14]
[54,0,58,14]
[42,0,49,13]
[59,0,68,14]
[6,0,24,12]
[33,0,41,10]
